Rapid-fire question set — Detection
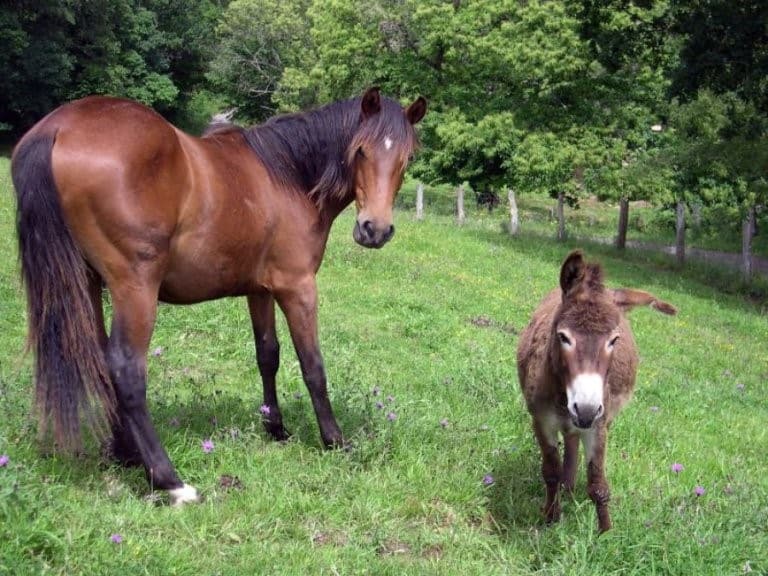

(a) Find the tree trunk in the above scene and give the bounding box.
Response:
[508,187,519,236]
[742,205,756,282]
[456,185,465,225]
[416,182,424,221]
[616,197,629,250]
[675,200,685,266]
[556,191,566,241]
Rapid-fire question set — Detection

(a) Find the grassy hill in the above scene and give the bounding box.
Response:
[1,158,766,575]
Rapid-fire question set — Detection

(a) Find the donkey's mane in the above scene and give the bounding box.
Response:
[203,96,418,208]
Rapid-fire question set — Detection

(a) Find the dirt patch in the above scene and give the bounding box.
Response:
[377,539,412,556]
[219,474,244,491]
[469,315,518,334]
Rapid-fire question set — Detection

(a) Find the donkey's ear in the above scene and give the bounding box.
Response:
[560,250,585,296]
[405,96,427,125]
[361,87,381,119]
[612,288,678,316]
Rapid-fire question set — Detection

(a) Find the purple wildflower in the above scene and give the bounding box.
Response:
[259,404,271,416]
[386,412,397,421]
[386,395,395,403]
[110,533,123,544]
[375,401,384,410]
[151,346,163,357]
[439,418,449,428]
[671,462,684,474]
[482,474,494,486]
[694,485,705,497]
[0,454,9,467]
[202,439,214,453]
[372,386,381,396]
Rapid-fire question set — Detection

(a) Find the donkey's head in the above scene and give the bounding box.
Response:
[349,87,426,249]
[551,251,676,429]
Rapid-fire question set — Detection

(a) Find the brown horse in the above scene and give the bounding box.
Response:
[517,251,676,532]
[12,87,426,504]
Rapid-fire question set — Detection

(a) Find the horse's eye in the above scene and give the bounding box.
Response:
[557,332,572,347]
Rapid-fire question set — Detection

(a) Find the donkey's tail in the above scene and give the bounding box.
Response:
[12,131,116,450]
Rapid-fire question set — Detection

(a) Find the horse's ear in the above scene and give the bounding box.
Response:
[612,288,678,316]
[406,96,427,125]
[560,250,585,296]
[361,87,381,119]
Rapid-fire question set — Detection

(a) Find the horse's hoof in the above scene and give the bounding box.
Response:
[168,484,200,506]
[264,423,292,442]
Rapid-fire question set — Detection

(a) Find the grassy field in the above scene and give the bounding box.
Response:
[1,157,766,575]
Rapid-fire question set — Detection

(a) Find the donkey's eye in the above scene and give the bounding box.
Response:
[607,335,620,349]
[356,148,366,159]
[557,332,572,347]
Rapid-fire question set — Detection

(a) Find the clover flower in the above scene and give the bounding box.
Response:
[202,439,214,453]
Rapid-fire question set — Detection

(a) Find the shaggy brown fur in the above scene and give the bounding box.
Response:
[517,250,676,532]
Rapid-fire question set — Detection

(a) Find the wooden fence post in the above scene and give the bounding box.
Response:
[616,197,629,250]
[416,182,424,220]
[507,187,519,235]
[742,205,756,282]
[675,200,685,266]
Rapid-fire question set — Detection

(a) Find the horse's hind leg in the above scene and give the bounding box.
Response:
[88,271,141,467]
[106,283,198,504]
[247,291,290,441]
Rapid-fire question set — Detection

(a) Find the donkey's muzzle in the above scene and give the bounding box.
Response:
[571,402,604,429]
[353,220,395,249]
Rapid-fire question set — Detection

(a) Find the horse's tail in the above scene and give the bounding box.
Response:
[12,130,116,451]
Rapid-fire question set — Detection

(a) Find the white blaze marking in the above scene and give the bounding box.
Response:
[169,483,199,506]
[384,137,393,150]
[567,373,604,419]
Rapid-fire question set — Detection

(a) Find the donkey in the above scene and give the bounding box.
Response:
[517,250,676,532]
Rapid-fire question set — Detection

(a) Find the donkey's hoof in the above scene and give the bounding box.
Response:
[168,484,200,506]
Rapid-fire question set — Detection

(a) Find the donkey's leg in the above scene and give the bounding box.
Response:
[276,277,343,448]
[533,417,562,523]
[583,424,611,532]
[106,285,197,505]
[561,432,580,494]
[247,291,290,441]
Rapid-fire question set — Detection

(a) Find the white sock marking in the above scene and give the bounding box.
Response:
[169,483,199,506]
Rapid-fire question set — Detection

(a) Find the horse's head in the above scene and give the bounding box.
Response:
[551,251,676,429]
[349,88,426,249]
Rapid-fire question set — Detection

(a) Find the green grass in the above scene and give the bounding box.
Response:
[1,157,767,575]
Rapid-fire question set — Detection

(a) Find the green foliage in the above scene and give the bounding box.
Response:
[0,0,222,132]
[208,0,313,120]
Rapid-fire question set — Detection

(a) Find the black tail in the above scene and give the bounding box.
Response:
[12,131,116,450]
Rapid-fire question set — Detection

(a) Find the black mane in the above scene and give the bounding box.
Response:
[203,96,418,208]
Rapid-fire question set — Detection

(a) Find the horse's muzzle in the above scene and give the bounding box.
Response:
[353,220,395,249]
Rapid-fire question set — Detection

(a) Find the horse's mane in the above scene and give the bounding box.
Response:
[203,97,418,208]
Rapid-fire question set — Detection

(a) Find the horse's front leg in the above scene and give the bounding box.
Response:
[276,277,344,448]
[247,291,290,441]
[584,424,612,532]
